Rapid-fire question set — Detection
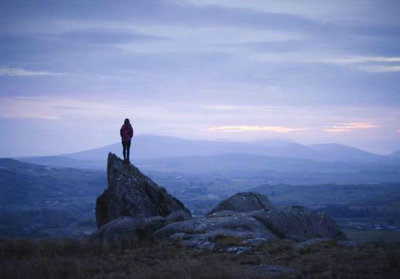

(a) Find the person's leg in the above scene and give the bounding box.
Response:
[122,141,127,161]
[126,140,131,162]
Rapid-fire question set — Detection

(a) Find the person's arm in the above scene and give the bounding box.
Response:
[129,126,134,138]
[120,126,123,138]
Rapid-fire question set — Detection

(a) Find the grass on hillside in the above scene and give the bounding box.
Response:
[0,237,399,279]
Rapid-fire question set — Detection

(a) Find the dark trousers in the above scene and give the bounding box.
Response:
[122,140,131,161]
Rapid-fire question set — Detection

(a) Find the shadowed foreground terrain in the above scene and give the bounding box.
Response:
[0,238,399,278]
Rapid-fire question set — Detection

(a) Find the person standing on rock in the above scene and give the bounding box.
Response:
[120,118,134,162]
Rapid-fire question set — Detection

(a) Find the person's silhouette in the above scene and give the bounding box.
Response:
[120,118,134,162]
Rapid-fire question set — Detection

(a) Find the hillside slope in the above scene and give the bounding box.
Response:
[0,158,105,206]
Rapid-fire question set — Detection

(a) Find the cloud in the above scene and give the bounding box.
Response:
[329,56,400,64]
[324,56,400,73]
[180,0,400,25]
[324,122,380,133]
[58,29,169,44]
[0,96,122,120]
[0,67,63,76]
[207,125,308,133]
[355,65,400,72]
[0,96,208,122]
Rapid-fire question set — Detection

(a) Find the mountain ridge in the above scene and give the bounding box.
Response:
[20,135,390,163]
[12,135,400,174]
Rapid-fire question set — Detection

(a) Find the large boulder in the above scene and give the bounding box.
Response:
[92,209,191,243]
[95,153,191,228]
[92,216,164,243]
[250,206,344,241]
[154,210,278,251]
[208,192,274,214]
[154,193,344,251]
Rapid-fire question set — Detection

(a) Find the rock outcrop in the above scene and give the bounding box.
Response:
[208,192,274,214]
[154,196,344,251]
[95,153,191,228]
[248,206,343,241]
[92,153,345,251]
[92,209,191,243]
[154,210,279,252]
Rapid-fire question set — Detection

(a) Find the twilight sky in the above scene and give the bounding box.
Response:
[1,0,400,157]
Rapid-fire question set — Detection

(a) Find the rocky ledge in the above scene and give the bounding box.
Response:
[92,153,345,252]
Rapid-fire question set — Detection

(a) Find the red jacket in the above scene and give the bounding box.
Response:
[120,123,134,142]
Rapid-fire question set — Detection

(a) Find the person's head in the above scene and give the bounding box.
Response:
[124,118,130,125]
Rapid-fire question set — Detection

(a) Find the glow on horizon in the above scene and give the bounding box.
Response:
[208,125,308,133]
[323,122,380,133]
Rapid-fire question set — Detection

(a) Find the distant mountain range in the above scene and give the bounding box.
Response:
[18,135,396,169]
[135,152,396,174]
[11,135,399,185]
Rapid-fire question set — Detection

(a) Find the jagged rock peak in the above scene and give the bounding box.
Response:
[95,153,191,228]
[208,192,274,215]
